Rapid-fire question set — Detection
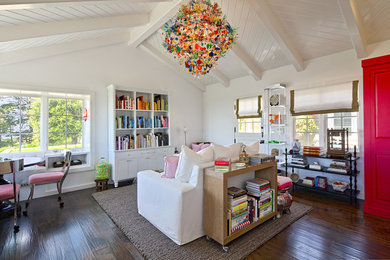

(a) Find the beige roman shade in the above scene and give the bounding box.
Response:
[236,96,262,119]
[290,81,359,116]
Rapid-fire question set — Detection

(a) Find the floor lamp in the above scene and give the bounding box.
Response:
[183,126,188,146]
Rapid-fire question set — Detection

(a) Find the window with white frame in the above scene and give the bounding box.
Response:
[48,98,83,150]
[291,80,359,151]
[293,113,359,151]
[0,89,90,155]
[0,96,41,153]
[327,112,358,150]
[294,115,320,147]
[235,96,262,134]
[238,118,261,133]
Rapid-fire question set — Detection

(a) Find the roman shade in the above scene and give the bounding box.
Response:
[236,96,262,118]
[290,81,359,116]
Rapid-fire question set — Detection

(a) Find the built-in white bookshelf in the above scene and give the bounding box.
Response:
[107,85,174,187]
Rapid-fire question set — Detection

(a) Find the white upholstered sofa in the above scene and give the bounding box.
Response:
[137,161,213,245]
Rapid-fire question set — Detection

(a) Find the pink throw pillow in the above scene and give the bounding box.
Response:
[200,143,210,150]
[161,155,179,178]
[277,176,292,188]
[192,143,203,152]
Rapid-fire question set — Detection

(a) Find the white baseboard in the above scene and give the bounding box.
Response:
[46,182,96,195]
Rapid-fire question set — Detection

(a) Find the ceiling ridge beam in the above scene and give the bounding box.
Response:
[337,0,368,58]
[232,44,263,81]
[0,0,171,10]
[0,14,149,42]
[212,69,230,87]
[248,0,304,72]
[140,42,206,91]
[128,0,181,48]
[0,31,128,66]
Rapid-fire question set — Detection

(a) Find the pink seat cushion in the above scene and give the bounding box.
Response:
[0,184,20,201]
[28,171,64,185]
[161,155,179,179]
[278,176,293,189]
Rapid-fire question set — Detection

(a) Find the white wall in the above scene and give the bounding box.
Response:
[203,40,390,200]
[0,43,204,199]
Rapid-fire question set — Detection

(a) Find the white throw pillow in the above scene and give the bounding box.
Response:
[175,145,214,183]
[211,143,243,160]
[245,141,259,155]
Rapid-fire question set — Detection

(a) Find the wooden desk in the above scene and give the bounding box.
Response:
[203,161,277,249]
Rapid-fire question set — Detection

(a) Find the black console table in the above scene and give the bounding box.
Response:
[283,146,359,204]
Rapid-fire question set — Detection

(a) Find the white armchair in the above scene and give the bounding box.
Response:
[137,161,213,245]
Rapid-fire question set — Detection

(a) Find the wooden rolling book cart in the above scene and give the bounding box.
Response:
[203,161,277,251]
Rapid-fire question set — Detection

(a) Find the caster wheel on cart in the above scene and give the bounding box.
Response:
[206,236,211,241]
[222,246,229,252]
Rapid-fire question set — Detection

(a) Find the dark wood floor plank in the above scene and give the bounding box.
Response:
[2,187,390,260]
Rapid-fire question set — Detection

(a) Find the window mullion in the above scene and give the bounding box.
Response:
[18,95,22,153]
[41,94,48,153]
[65,99,67,149]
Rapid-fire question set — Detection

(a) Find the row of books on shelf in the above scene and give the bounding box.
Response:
[115,94,168,111]
[227,178,274,235]
[116,116,134,129]
[116,95,135,110]
[116,133,169,150]
[154,116,168,128]
[137,117,153,128]
[154,95,168,111]
[136,133,169,148]
[116,135,135,150]
[136,96,153,110]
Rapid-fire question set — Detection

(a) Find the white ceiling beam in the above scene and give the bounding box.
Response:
[337,0,368,58]
[248,0,304,72]
[0,0,171,10]
[0,31,128,66]
[140,42,206,91]
[128,0,181,48]
[0,14,148,42]
[231,44,263,81]
[212,69,230,87]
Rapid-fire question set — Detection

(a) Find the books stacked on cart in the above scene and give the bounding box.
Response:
[215,157,230,172]
[227,187,250,235]
[290,157,307,168]
[302,177,315,187]
[249,154,275,165]
[246,178,274,221]
[328,160,350,173]
[303,146,322,156]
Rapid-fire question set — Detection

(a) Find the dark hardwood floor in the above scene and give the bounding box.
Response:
[1,187,390,260]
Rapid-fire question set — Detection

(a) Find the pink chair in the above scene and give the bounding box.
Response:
[0,160,21,233]
[23,151,72,216]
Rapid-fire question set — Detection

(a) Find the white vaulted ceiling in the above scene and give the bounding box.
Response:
[1,0,390,90]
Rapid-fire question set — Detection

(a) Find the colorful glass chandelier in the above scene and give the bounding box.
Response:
[162,0,237,76]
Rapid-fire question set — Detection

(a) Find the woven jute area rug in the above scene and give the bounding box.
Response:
[92,185,311,260]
